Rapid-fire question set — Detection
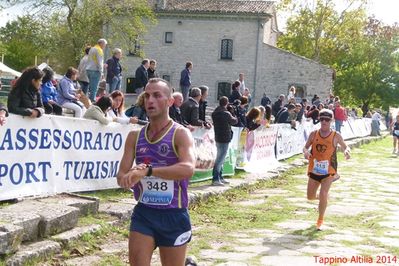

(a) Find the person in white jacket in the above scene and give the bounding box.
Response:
[84,96,115,125]
[107,90,137,124]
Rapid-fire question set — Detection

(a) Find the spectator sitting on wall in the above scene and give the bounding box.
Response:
[107,90,137,125]
[57,67,87,118]
[84,96,115,125]
[181,87,211,128]
[125,92,148,125]
[287,86,296,101]
[228,81,242,104]
[246,107,261,131]
[41,67,63,115]
[7,66,45,118]
[0,102,9,126]
[243,87,252,107]
[169,92,195,131]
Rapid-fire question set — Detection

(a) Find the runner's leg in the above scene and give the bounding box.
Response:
[318,176,334,222]
[159,244,188,266]
[307,177,320,200]
[129,231,155,266]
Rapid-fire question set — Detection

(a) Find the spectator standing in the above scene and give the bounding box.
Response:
[107,90,136,124]
[41,67,62,115]
[232,96,247,128]
[211,96,238,186]
[179,61,193,101]
[333,100,347,133]
[57,67,86,118]
[228,81,241,104]
[371,111,382,136]
[260,93,271,107]
[237,73,246,94]
[243,88,252,107]
[272,94,285,117]
[106,48,123,93]
[77,46,91,94]
[169,92,194,131]
[86,38,107,102]
[180,87,210,128]
[390,114,399,154]
[133,59,149,95]
[147,59,157,79]
[198,85,209,122]
[287,86,296,101]
[84,96,115,125]
[7,66,45,118]
[0,102,9,126]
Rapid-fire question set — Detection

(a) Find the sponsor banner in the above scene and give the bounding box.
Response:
[0,114,135,201]
[275,123,306,160]
[352,118,370,137]
[243,125,279,173]
[341,119,356,140]
[191,128,216,182]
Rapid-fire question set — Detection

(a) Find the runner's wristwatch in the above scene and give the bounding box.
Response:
[146,164,153,176]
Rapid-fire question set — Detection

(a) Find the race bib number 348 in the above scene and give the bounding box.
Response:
[139,176,174,205]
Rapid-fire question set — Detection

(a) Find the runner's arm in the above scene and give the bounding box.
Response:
[335,132,351,159]
[151,126,195,181]
[117,131,146,188]
[303,130,316,159]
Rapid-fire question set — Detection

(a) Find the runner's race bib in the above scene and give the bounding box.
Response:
[394,130,399,135]
[139,176,174,205]
[312,159,329,175]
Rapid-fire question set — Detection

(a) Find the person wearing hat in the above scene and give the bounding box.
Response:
[303,109,350,230]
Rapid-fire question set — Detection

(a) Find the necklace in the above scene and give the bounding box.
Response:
[148,120,172,142]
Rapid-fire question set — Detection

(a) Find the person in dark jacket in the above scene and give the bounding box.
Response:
[179,61,192,101]
[272,94,285,117]
[106,48,123,93]
[228,80,241,104]
[261,93,271,107]
[232,96,248,128]
[133,59,149,95]
[198,85,209,122]
[180,87,211,128]
[0,102,8,126]
[147,59,157,79]
[7,66,45,118]
[169,92,194,131]
[211,96,237,186]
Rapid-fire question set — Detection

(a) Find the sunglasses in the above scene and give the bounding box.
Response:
[320,117,331,122]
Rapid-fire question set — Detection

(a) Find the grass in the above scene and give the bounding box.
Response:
[77,188,132,202]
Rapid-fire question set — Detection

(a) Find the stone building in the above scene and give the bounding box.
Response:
[120,0,334,105]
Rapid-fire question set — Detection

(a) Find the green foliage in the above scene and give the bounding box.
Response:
[3,0,155,73]
[278,0,399,111]
[0,16,51,71]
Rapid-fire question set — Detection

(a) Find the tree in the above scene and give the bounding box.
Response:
[4,0,155,72]
[0,16,51,71]
[277,0,399,110]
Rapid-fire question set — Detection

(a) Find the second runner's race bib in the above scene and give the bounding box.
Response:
[312,159,329,175]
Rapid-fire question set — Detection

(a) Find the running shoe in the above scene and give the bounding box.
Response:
[316,219,323,230]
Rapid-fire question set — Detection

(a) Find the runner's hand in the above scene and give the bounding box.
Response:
[344,150,351,160]
[304,150,311,160]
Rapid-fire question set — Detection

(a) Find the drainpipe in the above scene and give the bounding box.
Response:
[252,18,261,107]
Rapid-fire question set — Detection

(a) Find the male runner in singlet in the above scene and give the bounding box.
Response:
[303,109,350,230]
[117,78,195,266]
